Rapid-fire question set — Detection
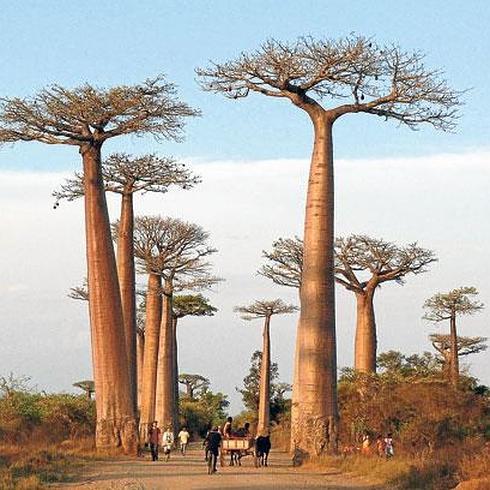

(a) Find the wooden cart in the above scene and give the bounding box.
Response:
[221,437,257,466]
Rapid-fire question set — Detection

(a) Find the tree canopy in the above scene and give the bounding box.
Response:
[197,35,460,129]
[234,299,298,320]
[0,75,199,146]
[423,287,484,322]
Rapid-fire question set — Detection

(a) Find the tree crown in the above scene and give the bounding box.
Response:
[430,334,487,358]
[423,287,484,322]
[260,234,436,293]
[197,35,461,130]
[234,299,298,320]
[0,75,199,146]
[53,152,200,205]
[172,294,217,319]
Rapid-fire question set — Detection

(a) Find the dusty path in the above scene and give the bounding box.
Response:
[53,446,379,490]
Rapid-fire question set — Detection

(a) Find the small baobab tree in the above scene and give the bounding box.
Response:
[261,235,436,373]
[178,373,210,399]
[55,153,200,412]
[198,35,460,454]
[73,380,95,400]
[423,287,484,386]
[235,299,297,436]
[430,334,487,377]
[0,76,199,452]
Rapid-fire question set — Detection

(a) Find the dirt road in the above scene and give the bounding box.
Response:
[54,446,379,490]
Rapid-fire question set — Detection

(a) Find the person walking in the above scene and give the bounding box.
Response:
[384,433,394,459]
[148,421,161,462]
[162,426,174,462]
[205,426,222,474]
[178,426,190,456]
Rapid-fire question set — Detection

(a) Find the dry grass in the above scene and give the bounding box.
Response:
[0,437,106,489]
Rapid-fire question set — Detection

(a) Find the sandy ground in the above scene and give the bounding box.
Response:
[52,446,379,490]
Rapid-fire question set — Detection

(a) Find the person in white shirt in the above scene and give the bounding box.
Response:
[162,426,174,461]
[178,427,190,455]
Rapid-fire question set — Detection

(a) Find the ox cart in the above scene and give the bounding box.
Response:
[221,437,258,467]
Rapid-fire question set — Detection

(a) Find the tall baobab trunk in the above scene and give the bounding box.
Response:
[354,289,377,373]
[81,143,138,454]
[449,313,459,386]
[117,191,137,413]
[155,281,177,434]
[136,330,145,410]
[292,114,338,456]
[257,315,271,436]
[139,273,162,440]
[172,317,179,428]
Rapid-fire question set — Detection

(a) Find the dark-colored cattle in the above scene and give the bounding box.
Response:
[255,435,271,467]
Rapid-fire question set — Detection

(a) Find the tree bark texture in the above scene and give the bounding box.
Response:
[291,115,338,457]
[82,143,138,454]
[117,192,137,413]
[449,313,459,386]
[354,290,377,373]
[155,282,177,435]
[136,331,145,411]
[139,273,162,441]
[172,317,179,430]
[257,315,271,436]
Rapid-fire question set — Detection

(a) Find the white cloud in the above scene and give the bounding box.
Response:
[0,150,489,411]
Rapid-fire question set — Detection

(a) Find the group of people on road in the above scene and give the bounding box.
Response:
[147,421,190,462]
[360,433,395,458]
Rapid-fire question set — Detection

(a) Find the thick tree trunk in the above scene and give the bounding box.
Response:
[155,281,177,435]
[81,143,138,454]
[139,273,162,441]
[291,114,338,457]
[172,317,179,429]
[117,192,137,414]
[354,289,377,373]
[449,313,459,386]
[257,315,271,436]
[136,331,145,411]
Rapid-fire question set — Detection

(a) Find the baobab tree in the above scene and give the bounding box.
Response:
[55,153,200,412]
[73,380,95,400]
[430,333,487,378]
[198,35,460,454]
[235,299,297,436]
[179,373,210,399]
[335,236,436,373]
[423,287,484,386]
[134,216,218,437]
[0,76,199,452]
[261,235,436,373]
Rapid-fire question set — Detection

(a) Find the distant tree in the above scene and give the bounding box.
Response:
[0,75,199,452]
[179,374,210,399]
[172,295,217,413]
[73,380,95,400]
[55,153,200,412]
[235,300,296,435]
[261,235,436,373]
[199,35,460,455]
[0,373,32,397]
[423,287,484,386]
[238,350,292,427]
[430,334,487,377]
[377,350,440,379]
[68,279,89,302]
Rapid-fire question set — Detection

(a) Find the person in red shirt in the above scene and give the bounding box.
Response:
[148,421,161,461]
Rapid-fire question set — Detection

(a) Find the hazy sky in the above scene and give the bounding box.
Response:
[0,1,489,411]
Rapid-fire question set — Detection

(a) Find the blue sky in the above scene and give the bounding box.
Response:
[0,0,489,168]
